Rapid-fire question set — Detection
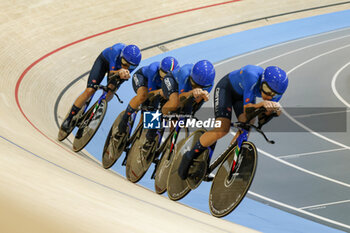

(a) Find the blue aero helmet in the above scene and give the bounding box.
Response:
[121,44,142,66]
[190,60,216,87]
[160,56,179,73]
[261,66,288,95]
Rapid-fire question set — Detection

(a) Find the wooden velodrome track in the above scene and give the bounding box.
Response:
[1,1,350,232]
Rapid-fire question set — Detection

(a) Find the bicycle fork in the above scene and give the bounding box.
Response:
[122,112,138,166]
[228,130,248,180]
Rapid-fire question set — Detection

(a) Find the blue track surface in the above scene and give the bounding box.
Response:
[83,10,350,233]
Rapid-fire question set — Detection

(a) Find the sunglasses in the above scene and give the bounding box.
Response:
[261,82,280,97]
[159,68,167,79]
[189,76,212,89]
[121,57,136,69]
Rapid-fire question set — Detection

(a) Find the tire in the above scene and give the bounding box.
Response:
[102,110,127,169]
[167,129,206,201]
[154,138,186,194]
[57,104,86,141]
[126,128,159,183]
[209,141,257,218]
[72,99,107,152]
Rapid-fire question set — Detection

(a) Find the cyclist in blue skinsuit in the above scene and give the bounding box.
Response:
[60,43,142,133]
[142,60,216,151]
[178,65,289,179]
[116,56,180,135]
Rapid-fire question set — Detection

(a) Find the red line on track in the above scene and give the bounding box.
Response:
[15,0,241,154]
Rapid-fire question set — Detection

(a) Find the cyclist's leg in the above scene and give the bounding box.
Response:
[73,88,96,109]
[177,122,231,180]
[117,72,148,134]
[199,118,230,146]
[77,52,109,108]
[178,75,233,179]
[62,53,108,131]
[229,95,245,144]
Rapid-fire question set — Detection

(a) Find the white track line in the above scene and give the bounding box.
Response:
[258,148,350,188]
[331,61,350,108]
[280,42,350,150]
[284,110,350,149]
[293,109,350,118]
[278,148,347,160]
[253,32,350,149]
[285,43,350,75]
[222,29,350,229]
[230,132,350,187]
[258,34,350,65]
[248,191,350,230]
[215,27,350,66]
[300,200,350,210]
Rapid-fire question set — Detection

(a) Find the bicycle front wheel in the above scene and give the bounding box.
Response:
[209,141,257,218]
[72,99,107,152]
[102,110,126,169]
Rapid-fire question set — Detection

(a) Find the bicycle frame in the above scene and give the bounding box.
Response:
[87,91,107,121]
[168,118,185,154]
[151,120,177,160]
[79,89,107,131]
[229,129,249,177]
[207,107,273,176]
[207,127,258,179]
[126,111,139,141]
[84,80,124,120]
[122,97,164,166]
[150,117,188,179]
[155,94,197,156]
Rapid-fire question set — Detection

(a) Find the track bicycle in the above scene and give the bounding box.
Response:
[58,77,124,150]
[101,93,162,170]
[126,96,196,184]
[167,107,275,218]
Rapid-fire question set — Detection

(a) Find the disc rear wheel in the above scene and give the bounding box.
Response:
[167,129,206,201]
[125,129,158,183]
[154,138,185,194]
[102,110,128,169]
[186,150,209,190]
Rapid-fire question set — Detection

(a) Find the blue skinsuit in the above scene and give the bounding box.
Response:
[228,65,281,105]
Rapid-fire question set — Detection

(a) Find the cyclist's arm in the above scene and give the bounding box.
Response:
[149,88,163,97]
[243,102,280,126]
[245,102,281,116]
[240,102,263,124]
[109,67,131,80]
[244,102,264,110]
[162,92,179,115]
[180,89,209,103]
[179,90,193,99]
